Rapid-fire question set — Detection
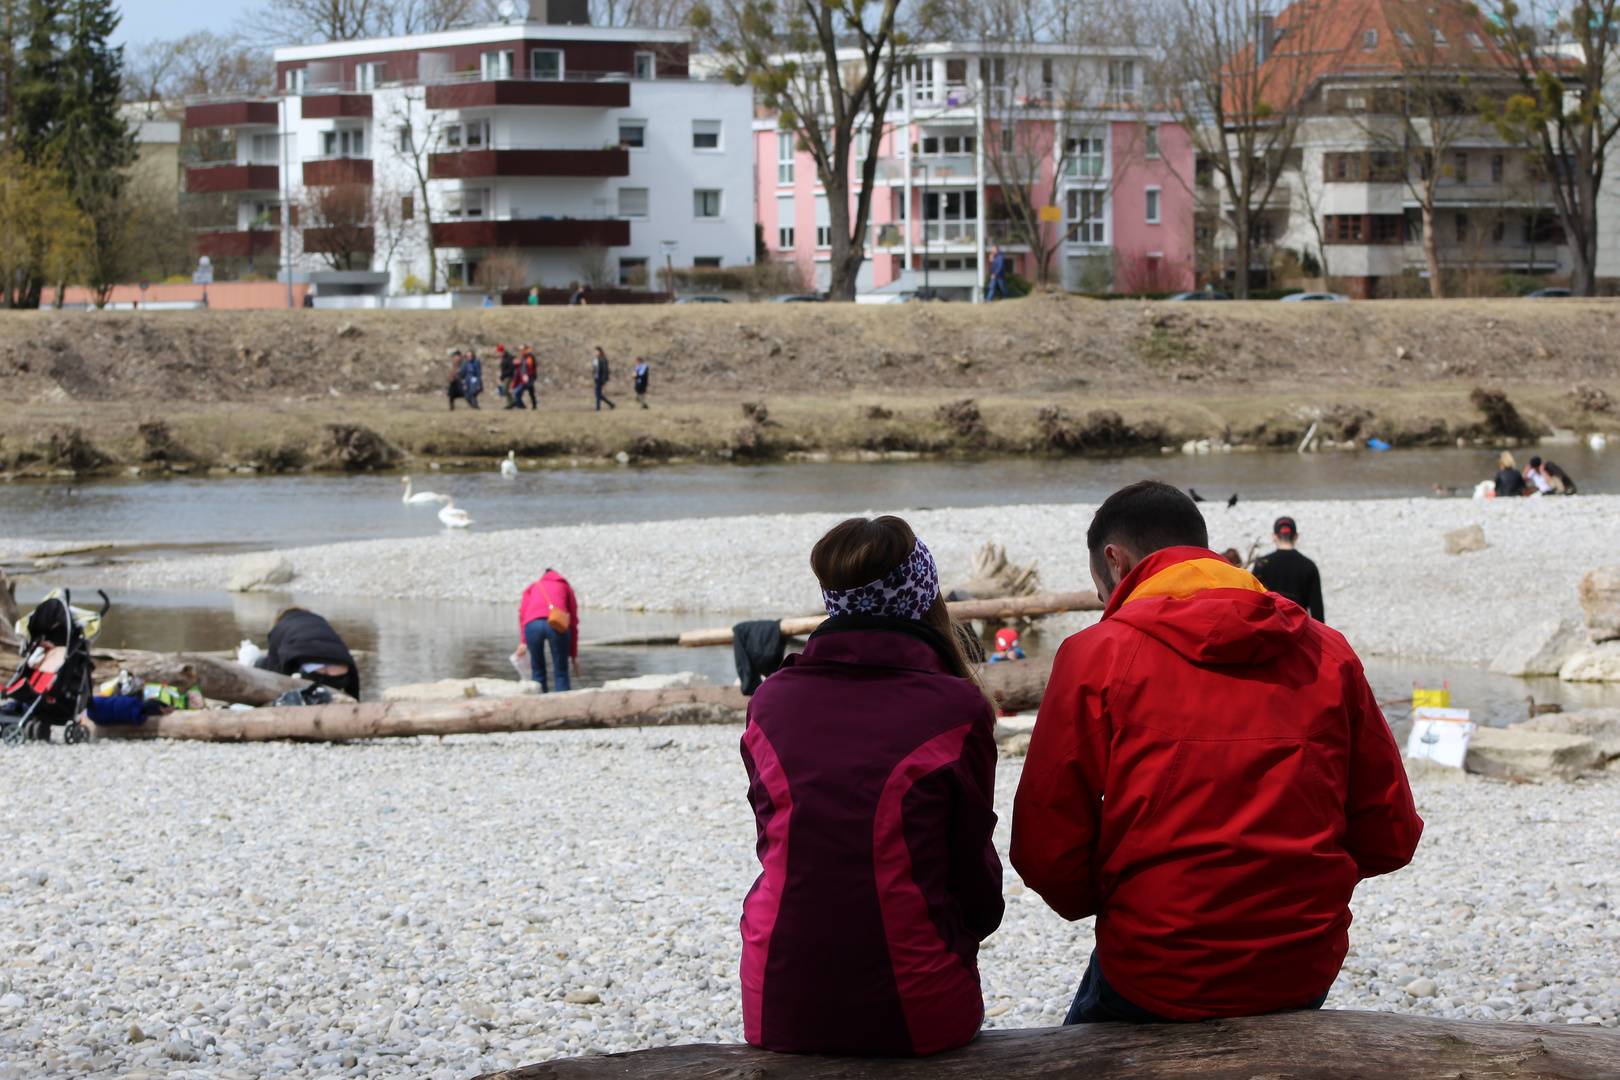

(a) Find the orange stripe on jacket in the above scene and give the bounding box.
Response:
[1124,558,1266,605]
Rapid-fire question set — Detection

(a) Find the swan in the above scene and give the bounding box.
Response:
[437,495,473,528]
[401,476,441,505]
[500,451,518,478]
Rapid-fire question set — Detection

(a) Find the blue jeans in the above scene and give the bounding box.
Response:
[523,619,571,692]
[1064,950,1327,1025]
[594,380,615,410]
[987,275,1008,300]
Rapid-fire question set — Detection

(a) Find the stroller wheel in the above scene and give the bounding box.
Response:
[0,721,21,747]
[63,720,87,745]
[23,718,48,742]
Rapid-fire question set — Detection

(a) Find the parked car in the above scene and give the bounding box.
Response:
[1279,291,1348,302]
[768,294,824,303]
[1165,290,1231,301]
[672,295,730,304]
[1525,287,1572,298]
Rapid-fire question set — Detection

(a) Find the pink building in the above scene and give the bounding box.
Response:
[754,44,1195,299]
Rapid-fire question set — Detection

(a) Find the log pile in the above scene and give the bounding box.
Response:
[471,1012,1620,1080]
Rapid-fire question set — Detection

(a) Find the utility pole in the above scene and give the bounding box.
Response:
[282,95,293,308]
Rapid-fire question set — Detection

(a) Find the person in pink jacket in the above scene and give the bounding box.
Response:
[516,569,578,692]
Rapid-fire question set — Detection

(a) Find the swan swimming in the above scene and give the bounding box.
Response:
[437,495,473,528]
[500,451,518,478]
[401,476,441,505]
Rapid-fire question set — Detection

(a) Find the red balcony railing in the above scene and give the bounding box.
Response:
[301,93,373,119]
[193,229,281,259]
[185,101,280,128]
[302,158,374,186]
[185,164,279,194]
[431,219,631,248]
[427,148,630,179]
[425,80,630,110]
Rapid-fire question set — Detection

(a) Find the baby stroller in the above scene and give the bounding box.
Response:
[1,588,108,746]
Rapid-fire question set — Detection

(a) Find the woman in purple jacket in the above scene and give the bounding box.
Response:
[739,516,1003,1056]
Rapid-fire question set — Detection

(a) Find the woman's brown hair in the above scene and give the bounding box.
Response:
[811,516,980,682]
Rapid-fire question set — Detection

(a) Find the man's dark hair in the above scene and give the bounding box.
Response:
[1086,480,1209,555]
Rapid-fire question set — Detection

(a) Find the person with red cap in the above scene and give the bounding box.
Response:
[1012,479,1421,1026]
[1252,515,1324,621]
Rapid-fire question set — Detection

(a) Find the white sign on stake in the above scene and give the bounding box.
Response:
[1406,706,1474,769]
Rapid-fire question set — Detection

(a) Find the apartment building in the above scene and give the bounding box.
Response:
[179,1,754,294]
[756,42,1194,299]
[1206,0,1569,297]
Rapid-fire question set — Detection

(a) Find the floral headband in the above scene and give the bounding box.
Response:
[821,538,940,620]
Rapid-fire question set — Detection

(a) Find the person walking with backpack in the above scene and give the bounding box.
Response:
[461,348,484,409]
[446,350,467,410]
[633,357,650,408]
[509,345,538,410]
[591,346,615,411]
[495,344,514,404]
[515,568,579,692]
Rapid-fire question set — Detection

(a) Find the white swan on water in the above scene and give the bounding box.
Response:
[401,476,441,505]
[437,495,473,529]
[500,451,518,478]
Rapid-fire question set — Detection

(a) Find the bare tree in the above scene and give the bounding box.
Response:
[1481,0,1619,295]
[124,32,274,117]
[693,0,907,300]
[243,0,477,45]
[1158,0,1323,298]
[574,243,613,287]
[589,0,695,26]
[475,247,529,291]
[383,85,443,289]
[301,183,375,270]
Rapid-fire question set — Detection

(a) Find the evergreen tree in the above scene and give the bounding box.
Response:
[55,0,132,302]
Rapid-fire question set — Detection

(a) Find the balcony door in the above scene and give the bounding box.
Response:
[923,190,977,242]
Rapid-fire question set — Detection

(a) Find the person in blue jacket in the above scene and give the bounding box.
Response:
[986,245,1009,301]
[461,348,484,409]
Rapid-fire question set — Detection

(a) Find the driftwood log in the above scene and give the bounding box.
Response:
[983,655,1053,713]
[678,593,1103,648]
[472,1012,1620,1080]
[90,649,311,706]
[91,684,750,742]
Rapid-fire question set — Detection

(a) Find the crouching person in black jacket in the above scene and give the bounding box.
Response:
[253,607,361,699]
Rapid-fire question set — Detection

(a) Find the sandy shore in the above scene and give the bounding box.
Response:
[0,730,1614,1080]
[85,493,1616,666]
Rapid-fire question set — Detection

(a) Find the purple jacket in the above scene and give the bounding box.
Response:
[739,616,1003,1056]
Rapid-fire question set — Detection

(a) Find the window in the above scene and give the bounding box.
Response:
[922,190,976,241]
[1067,189,1105,244]
[694,257,722,268]
[692,120,721,150]
[1370,215,1404,243]
[1491,153,1504,183]
[777,132,795,185]
[1432,28,1447,45]
[482,50,514,80]
[945,58,967,85]
[445,188,489,219]
[286,68,307,94]
[1108,60,1136,99]
[1253,217,1275,245]
[531,49,562,81]
[355,61,385,91]
[1145,124,1160,158]
[441,121,489,150]
[619,257,648,287]
[249,133,278,163]
[777,195,795,249]
[634,51,655,79]
[1363,29,1378,49]
[447,260,480,288]
[693,189,721,217]
[618,120,645,148]
[1324,151,1401,182]
[815,195,831,247]
[618,187,649,218]
[1493,218,1506,243]
[1001,128,1014,153]
[1324,214,1405,243]
[321,128,366,157]
[1468,31,1486,50]
[1144,186,1160,224]
[1065,134,1105,178]
[979,57,1005,85]
[401,195,414,221]
[1394,28,1414,46]
[1041,59,1054,92]
[1454,212,1468,242]
[1452,151,1468,183]
[909,59,935,102]
[396,125,413,153]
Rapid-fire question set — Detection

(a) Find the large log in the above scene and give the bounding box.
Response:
[91,648,310,706]
[473,1011,1620,1080]
[981,655,1054,714]
[678,592,1103,648]
[91,684,749,742]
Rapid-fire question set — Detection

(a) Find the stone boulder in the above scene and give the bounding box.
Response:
[1443,524,1487,555]
[1515,708,1620,761]
[1580,566,1620,642]
[1488,615,1586,676]
[1558,641,1620,682]
[226,552,295,592]
[599,671,712,691]
[1465,727,1604,782]
[1403,755,1469,783]
[380,678,539,703]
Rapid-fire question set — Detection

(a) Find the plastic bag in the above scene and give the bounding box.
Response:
[237,640,265,667]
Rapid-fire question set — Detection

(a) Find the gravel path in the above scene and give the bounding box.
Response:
[1,731,1616,1080]
[84,493,1617,665]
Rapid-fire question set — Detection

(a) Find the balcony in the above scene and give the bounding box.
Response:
[193,229,280,259]
[431,218,630,248]
[428,148,630,179]
[301,93,373,119]
[302,158,374,186]
[184,101,279,128]
[875,156,981,184]
[304,226,375,254]
[185,163,279,194]
[425,79,630,110]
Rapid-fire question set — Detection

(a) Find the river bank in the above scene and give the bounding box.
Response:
[67,494,1613,668]
[0,730,1614,1079]
[2,298,1619,474]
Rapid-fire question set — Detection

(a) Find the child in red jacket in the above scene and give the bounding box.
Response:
[1012,480,1422,1023]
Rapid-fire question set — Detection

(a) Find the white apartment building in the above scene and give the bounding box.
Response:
[180,4,754,295]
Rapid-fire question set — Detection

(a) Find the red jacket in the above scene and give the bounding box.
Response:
[1011,547,1421,1020]
[518,570,579,659]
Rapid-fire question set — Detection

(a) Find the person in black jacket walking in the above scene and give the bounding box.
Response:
[1251,516,1324,621]
[591,346,615,411]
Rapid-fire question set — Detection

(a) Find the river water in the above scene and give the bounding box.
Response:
[1,444,1613,555]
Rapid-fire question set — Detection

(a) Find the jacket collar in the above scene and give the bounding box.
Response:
[1102,546,1265,620]
[800,614,954,674]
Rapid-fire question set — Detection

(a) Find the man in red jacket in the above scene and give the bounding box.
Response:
[1011,480,1421,1024]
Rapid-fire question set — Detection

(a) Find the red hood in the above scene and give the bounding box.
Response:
[1105,546,1308,666]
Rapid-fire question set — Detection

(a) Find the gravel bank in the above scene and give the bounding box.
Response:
[0,731,1616,1080]
[92,493,1618,665]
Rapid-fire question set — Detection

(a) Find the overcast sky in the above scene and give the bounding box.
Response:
[114,0,256,47]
